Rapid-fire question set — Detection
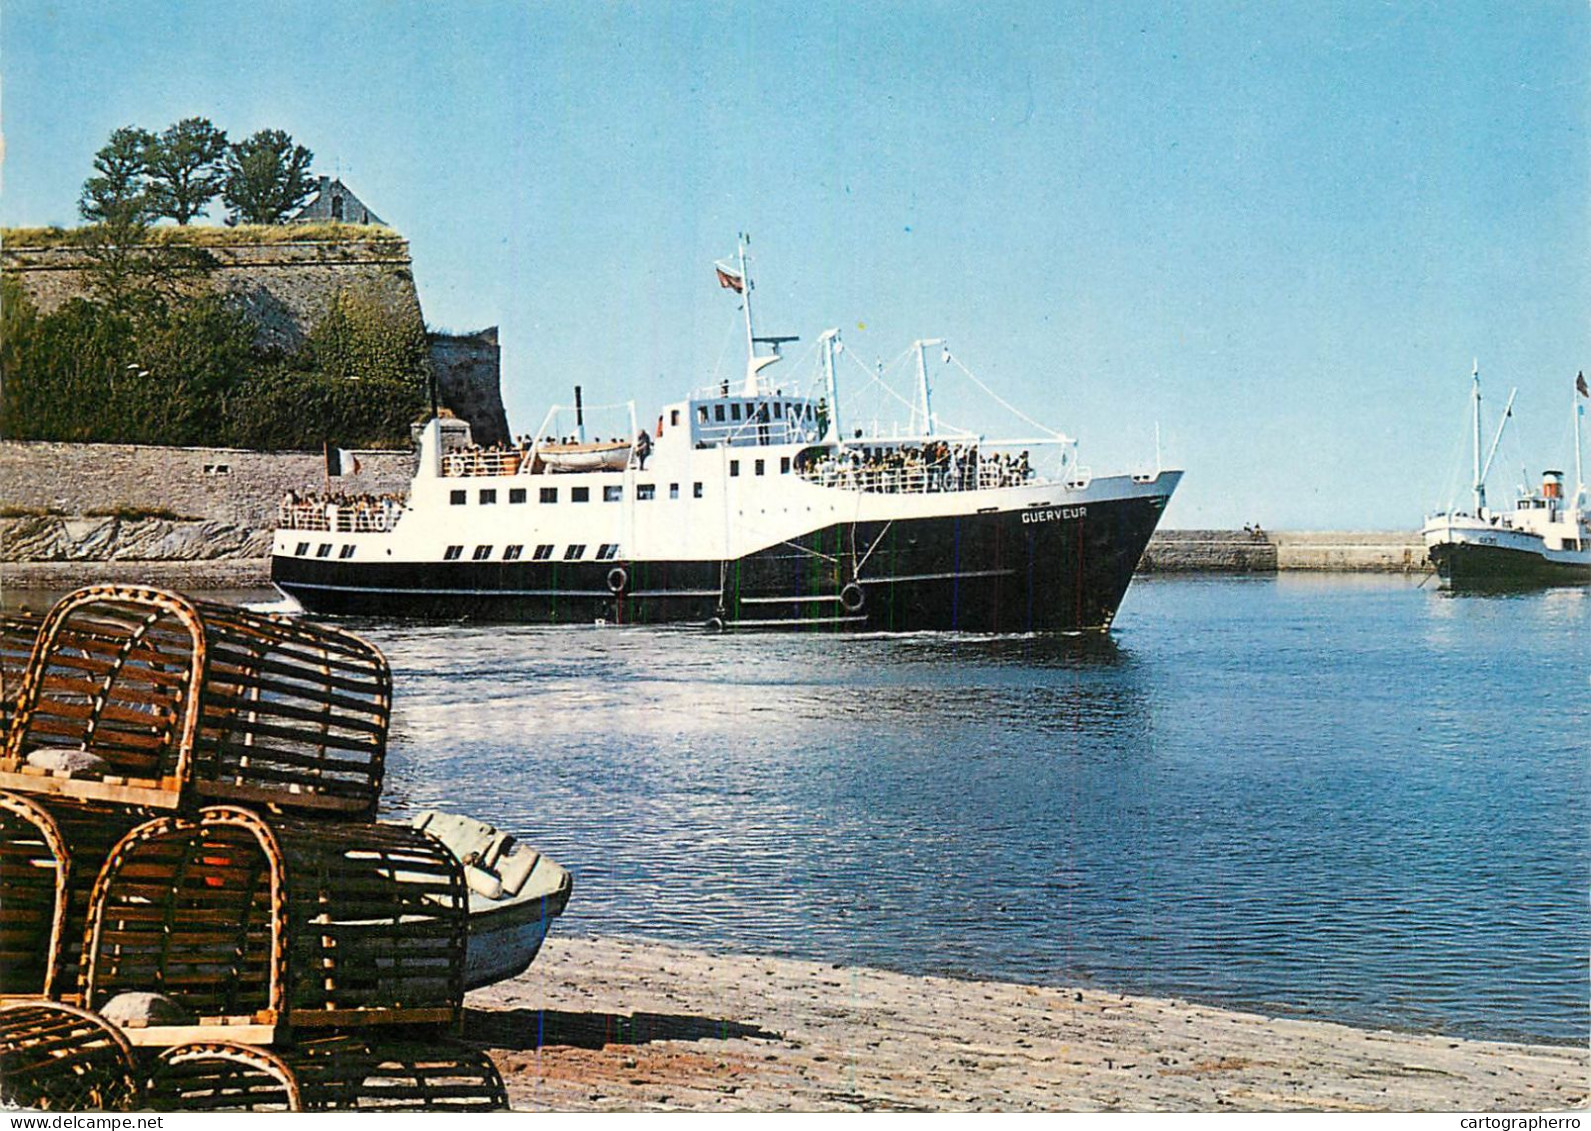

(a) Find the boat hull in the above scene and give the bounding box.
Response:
[1427,540,1591,588]
[274,492,1171,632]
[464,885,573,992]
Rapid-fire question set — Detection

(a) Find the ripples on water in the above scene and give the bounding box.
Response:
[23,577,1584,1043]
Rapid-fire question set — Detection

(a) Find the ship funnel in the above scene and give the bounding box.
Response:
[574,386,586,443]
[1542,470,1563,500]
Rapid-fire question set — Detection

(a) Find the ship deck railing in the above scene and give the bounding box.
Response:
[278,500,405,533]
[441,448,529,477]
[797,457,1040,495]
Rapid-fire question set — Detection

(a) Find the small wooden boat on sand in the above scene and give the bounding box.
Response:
[408,810,573,991]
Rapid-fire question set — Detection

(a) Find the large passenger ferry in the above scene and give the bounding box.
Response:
[272,241,1182,631]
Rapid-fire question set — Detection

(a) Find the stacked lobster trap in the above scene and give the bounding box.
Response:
[0,586,509,1112]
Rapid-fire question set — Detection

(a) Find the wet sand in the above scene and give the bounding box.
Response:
[466,935,1589,1113]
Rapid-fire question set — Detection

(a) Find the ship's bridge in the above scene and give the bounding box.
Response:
[686,388,825,449]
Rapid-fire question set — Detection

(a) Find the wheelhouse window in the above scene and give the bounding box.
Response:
[731,403,742,421]
[671,409,680,427]
[472,545,493,561]
[540,487,558,504]
[443,545,464,561]
[450,490,466,505]
[564,544,586,561]
[714,404,725,422]
[533,544,554,560]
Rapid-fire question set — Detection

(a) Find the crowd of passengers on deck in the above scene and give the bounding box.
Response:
[278,490,406,532]
[799,441,1033,493]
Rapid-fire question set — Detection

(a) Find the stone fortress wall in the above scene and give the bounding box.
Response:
[2,236,510,442]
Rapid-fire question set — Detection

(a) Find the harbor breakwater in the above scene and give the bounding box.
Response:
[1137,529,1427,573]
[0,440,1428,588]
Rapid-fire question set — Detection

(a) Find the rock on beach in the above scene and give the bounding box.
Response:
[466,936,1589,1113]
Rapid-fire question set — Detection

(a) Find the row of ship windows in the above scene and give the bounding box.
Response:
[448,458,792,506]
[443,543,622,562]
[293,541,622,562]
[698,401,814,424]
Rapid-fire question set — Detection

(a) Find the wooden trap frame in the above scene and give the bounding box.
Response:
[1,610,42,736]
[0,791,145,1003]
[144,1035,509,1112]
[0,1001,140,1112]
[0,585,390,816]
[81,805,466,1046]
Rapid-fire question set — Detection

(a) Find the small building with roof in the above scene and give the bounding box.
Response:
[291,177,385,226]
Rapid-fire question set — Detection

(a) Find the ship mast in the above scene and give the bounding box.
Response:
[1471,361,1484,513]
[913,339,944,438]
[738,235,757,385]
[1469,362,1516,515]
[731,234,793,396]
[1575,373,1586,508]
[819,329,844,446]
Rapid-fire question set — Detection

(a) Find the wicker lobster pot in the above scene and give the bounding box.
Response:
[1,611,42,737]
[0,1001,139,1112]
[145,1036,509,1112]
[0,585,390,817]
[0,792,144,1002]
[82,806,466,1046]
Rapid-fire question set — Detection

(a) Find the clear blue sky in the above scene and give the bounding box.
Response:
[5,1,1588,528]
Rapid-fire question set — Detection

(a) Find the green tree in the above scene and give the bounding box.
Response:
[145,117,229,225]
[306,284,428,384]
[78,126,155,226]
[73,215,218,319]
[222,129,315,225]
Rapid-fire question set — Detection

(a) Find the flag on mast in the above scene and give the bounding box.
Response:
[1577,370,1588,397]
[325,443,362,476]
[715,262,744,293]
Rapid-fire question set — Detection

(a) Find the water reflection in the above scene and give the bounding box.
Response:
[2,578,1583,1043]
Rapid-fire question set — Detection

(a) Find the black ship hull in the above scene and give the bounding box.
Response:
[273,494,1169,632]
[1428,540,1591,589]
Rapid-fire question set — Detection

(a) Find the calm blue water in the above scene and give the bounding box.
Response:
[266,577,1591,1043]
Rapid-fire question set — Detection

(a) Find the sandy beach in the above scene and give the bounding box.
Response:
[465,936,1589,1113]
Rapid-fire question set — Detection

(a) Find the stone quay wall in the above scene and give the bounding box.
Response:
[1268,530,1428,572]
[1140,528,1426,573]
[1,440,416,529]
[1,440,415,589]
[1137,529,1278,572]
